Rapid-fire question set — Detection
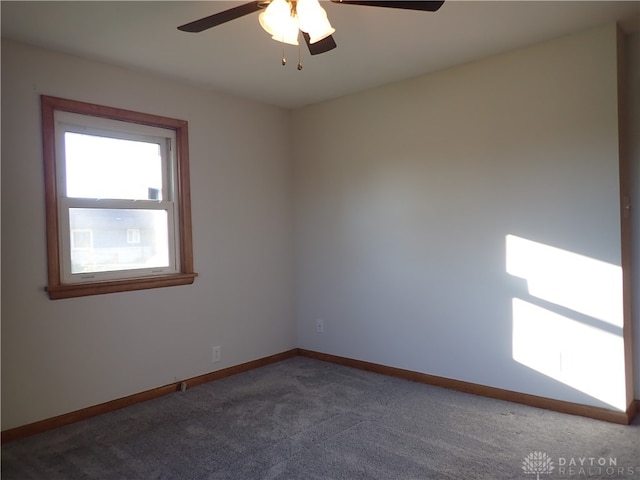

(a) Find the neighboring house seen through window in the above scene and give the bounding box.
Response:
[41,96,196,299]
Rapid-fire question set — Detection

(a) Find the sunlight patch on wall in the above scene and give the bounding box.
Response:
[506,235,625,411]
[506,235,622,327]
[512,299,625,409]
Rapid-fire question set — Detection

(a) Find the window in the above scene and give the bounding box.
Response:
[126,229,141,245]
[41,95,196,299]
[71,229,93,250]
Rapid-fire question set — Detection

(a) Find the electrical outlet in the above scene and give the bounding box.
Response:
[316,318,324,333]
[212,345,221,363]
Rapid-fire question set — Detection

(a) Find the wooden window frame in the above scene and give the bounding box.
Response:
[41,95,197,299]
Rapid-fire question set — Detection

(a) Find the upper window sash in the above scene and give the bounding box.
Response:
[55,112,175,202]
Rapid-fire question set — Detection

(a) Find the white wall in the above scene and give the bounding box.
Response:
[293,24,629,411]
[1,40,296,430]
[628,30,640,400]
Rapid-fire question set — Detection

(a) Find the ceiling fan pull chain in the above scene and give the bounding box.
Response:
[282,41,287,66]
[297,31,303,70]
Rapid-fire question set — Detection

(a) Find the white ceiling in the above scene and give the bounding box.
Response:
[2,1,639,109]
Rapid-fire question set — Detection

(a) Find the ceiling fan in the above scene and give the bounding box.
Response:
[178,1,445,58]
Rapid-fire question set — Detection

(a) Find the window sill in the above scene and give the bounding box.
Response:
[46,272,198,300]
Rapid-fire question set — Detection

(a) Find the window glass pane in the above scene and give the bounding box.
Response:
[65,132,163,200]
[69,208,169,274]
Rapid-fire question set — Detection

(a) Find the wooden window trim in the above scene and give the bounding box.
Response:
[41,95,197,299]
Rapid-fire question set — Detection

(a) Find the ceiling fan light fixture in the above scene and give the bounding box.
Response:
[269,28,300,45]
[297,0,336,44]
[259,0,300,45]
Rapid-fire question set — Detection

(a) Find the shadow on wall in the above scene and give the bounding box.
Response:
[506,234,626,411]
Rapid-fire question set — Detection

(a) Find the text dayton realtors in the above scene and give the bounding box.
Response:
[557,457,638,477]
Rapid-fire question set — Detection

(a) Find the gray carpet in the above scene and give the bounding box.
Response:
[2,357,639,479]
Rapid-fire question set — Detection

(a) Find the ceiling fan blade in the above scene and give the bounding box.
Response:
[178,1,263,33]
[303,33,337,56]
[330,0,444,12]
